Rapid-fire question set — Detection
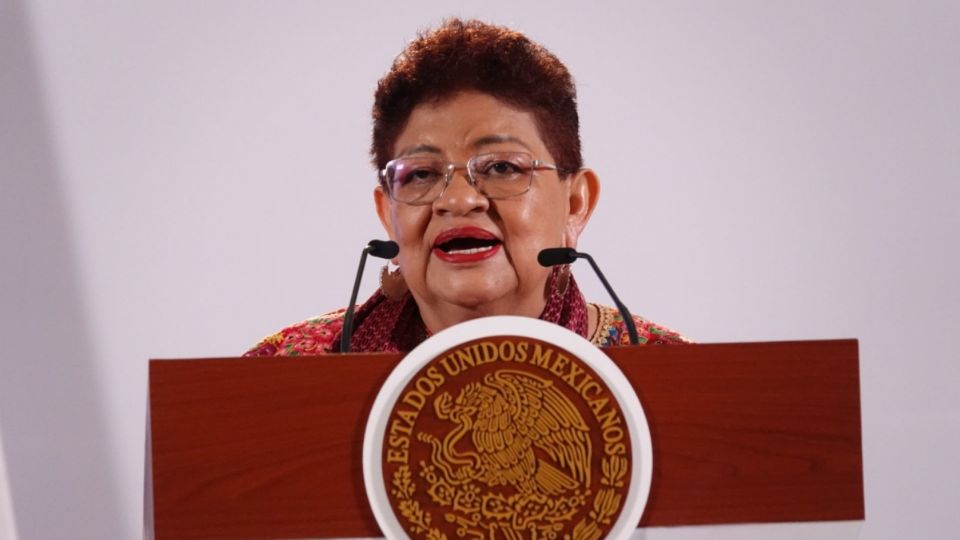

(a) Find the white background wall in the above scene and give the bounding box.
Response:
[1,1,957,538]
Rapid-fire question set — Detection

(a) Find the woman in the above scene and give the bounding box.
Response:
[246,19,685,356]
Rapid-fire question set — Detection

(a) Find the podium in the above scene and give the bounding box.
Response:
[145,340,863,539]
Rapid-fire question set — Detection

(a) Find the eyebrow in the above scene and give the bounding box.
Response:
[471,134,531,150]
[397,144,443,157]
[396,135,531,158]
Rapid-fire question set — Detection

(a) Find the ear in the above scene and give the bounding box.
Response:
[563,168,601,249]
[374,186,402,264]
[374,185,395,239]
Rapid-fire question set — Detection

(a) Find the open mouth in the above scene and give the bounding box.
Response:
[432,228,502,262]
[436,236,501,254]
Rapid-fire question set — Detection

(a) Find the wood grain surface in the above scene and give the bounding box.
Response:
[148,339,862,538]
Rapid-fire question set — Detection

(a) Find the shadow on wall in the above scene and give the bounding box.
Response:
[0,1,126,538]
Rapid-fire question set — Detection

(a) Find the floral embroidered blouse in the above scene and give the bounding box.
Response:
[245,304,688,357]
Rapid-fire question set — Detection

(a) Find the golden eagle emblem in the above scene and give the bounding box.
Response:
[381,337,634,540]
[407,369,596,538]
[423,370,592,496]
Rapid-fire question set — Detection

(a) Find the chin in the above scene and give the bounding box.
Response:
[430,276,514,311]
[438,288,507,311]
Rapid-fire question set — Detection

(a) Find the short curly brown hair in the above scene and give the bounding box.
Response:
[371,19,582,174]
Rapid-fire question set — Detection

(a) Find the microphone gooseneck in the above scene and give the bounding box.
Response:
[538,247,640,345]
[340,239,399,353]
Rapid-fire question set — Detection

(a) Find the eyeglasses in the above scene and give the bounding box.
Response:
[379,152,562,205]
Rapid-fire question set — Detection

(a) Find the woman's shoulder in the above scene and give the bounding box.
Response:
[589,303,691,347]
[243,308,348,357]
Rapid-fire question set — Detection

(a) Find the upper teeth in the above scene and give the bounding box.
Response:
[447,245,494,255]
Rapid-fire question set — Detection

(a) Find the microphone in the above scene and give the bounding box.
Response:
[367,239,400,259]
[538,247,640,345]
[340,239,399,353]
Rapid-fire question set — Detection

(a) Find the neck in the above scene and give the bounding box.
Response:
[346,267,587,353]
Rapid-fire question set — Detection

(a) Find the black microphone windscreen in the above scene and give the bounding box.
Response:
[368,239,399,259]
[538,247,578,267]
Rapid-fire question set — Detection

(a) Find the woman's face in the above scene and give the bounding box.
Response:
[374,91,599,331]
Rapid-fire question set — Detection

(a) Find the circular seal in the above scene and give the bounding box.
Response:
[363,317,652,540]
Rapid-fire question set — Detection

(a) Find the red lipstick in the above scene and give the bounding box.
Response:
[432,227,501,264]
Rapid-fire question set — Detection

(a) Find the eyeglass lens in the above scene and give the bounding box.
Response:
[385,152,534,203]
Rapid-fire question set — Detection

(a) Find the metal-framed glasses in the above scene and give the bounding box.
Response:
[379,152,562,205]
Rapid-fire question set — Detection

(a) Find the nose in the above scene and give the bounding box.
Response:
[433,167,489,215]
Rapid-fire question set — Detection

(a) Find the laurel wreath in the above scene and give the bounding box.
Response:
[390,454,628,540]
[573,454,628,540]
[391,464,447,540]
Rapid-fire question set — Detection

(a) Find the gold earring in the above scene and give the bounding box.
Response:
[380,264,409,300]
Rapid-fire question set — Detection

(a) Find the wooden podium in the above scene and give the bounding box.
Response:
[145,340,863,539]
